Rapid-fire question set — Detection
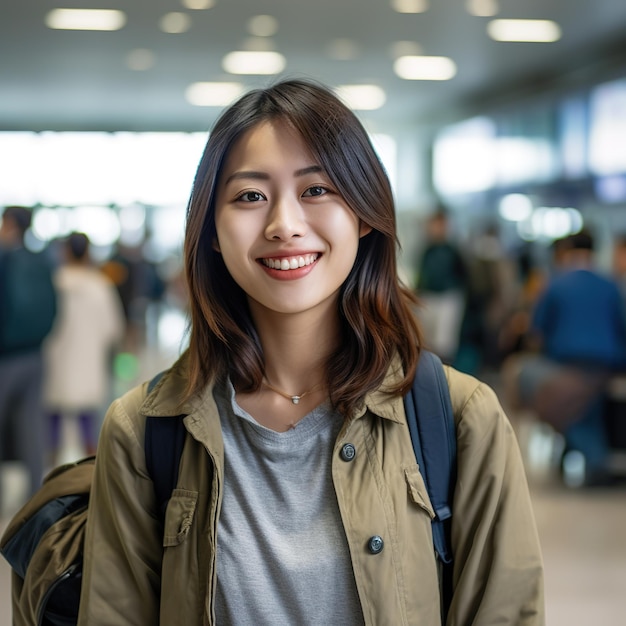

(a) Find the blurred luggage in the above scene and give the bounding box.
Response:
[0,247,57,356]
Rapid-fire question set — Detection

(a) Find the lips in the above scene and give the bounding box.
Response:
[261,253,319,271]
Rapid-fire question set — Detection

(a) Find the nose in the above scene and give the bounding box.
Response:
[264,195,307,240]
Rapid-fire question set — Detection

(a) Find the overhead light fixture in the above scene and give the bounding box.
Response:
[247,15,279,37]
[487,19,561,42]
[391,0,429,14]
[335,85,387,110]
[45,9,126,31]
[185,82,245,106]
[394,55,457,80]
[180,0,215,9]
[465,0,499,17]
[160,12,192,34]
[222,51,286,75]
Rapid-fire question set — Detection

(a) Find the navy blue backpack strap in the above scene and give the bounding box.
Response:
[404,350,457,618]
[144,371,187,521]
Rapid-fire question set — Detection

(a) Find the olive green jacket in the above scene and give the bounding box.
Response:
[78,357,544,625]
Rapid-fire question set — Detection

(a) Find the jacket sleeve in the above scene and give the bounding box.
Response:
[78,387,162,625]
[447,380,545,625]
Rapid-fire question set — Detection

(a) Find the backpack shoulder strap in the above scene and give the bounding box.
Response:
[403,350,457,614]
[144,372,186,520]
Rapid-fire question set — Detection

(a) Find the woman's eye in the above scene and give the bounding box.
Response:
[237,191,265,202]
[303,186,328,197]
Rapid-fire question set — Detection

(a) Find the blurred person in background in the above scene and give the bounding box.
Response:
[459,222,520,374]
[519,229,626,486]
[43,232,125,465]
[0,206,57,504]
[415,206,468,365]
[101,239,166,352]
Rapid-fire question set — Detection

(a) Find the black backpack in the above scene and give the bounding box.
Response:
[0,351,457,625]
[0,247,57,355]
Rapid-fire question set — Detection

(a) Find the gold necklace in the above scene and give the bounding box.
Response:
[262,378,323,405]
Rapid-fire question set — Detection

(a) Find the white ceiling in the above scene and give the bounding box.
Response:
[2,0,626,133]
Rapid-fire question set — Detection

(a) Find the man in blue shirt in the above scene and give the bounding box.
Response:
[529,229,626,485]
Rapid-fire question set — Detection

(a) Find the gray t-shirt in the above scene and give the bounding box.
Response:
[214,381,365,625]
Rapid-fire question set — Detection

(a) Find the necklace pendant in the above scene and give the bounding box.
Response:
[291,395,301,405]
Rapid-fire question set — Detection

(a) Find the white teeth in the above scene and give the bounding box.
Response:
[263,254,318,270]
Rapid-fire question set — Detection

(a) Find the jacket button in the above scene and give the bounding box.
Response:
[367,535,384,554]
[340,443,356,461]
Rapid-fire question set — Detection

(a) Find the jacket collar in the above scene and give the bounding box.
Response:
[140,350,407,426]
[140,351,202,418]
[358,356,407,425]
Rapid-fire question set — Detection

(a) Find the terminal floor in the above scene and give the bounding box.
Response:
[2,374,626,624]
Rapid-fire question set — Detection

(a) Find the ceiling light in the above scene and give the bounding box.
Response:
[126,49,156,71]
[222,51,286,75]
[247,15,279,37]
[394,56,457,80]
[390,0,430,13]
[487,19,561,42]
[160,12,192,34]
[335,85,386,111]
[181,0,215,9]
[391,0,429,13]
[185,82,245,106]
[45,9,126,31]
[465,0,499,17]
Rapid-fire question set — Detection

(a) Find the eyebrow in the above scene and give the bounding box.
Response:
[224,164,324,185]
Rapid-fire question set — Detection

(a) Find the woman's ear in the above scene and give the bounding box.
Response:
[212,237,221,253]
[359,222,373,238]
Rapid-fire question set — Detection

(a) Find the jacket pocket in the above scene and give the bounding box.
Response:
[163,489,198,547]
[404,465,435,519]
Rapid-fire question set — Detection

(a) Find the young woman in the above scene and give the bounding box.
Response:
[78,79,544,625]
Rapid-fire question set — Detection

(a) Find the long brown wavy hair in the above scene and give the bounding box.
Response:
[183,78,422,416]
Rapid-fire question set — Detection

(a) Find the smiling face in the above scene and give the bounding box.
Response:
[214,119,370,322]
